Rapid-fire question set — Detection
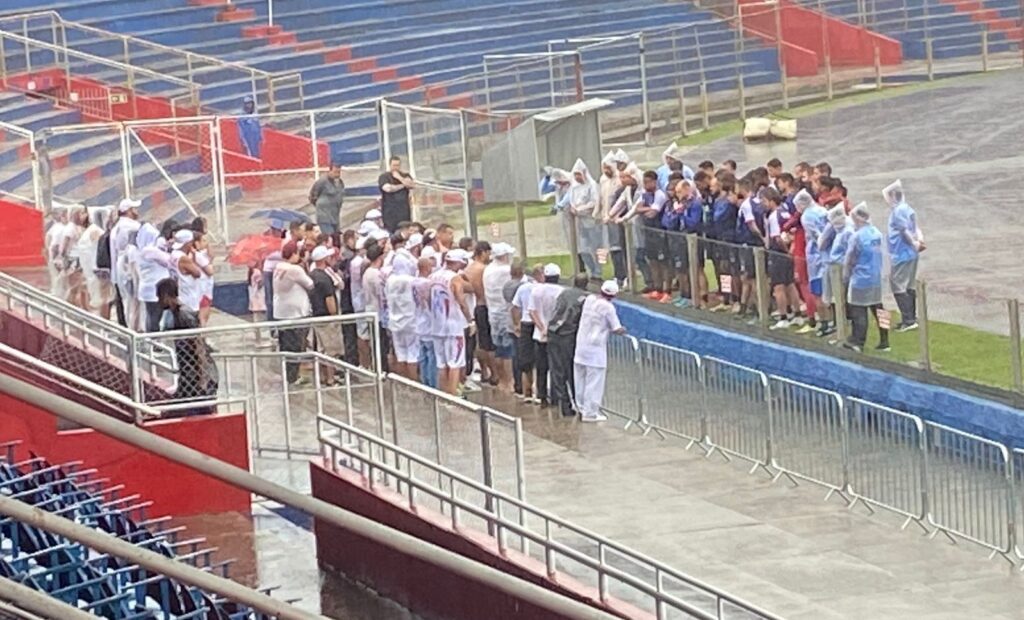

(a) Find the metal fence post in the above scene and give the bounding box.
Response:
[623,225,639,295]
[638,33,651,145]
[774,1,789,109]
[573,51,585,103]
[830,264,849,343]
[479,410,496,536]
[917,280,931,372]
[1008,298,1022,392]
[753,247,770,329]
[874,44,882,90]
[686,233,700,308]
[678,86,688,136]
[981,29,989,72]
[700,82,710,130]
[925,39,934,81]
[128,334,142,423]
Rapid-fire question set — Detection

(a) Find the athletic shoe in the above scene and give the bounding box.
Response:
[673,297,691,308]
[581,413,608,423]
[818,325,837,337]
[875,343,892,352]
[290,376,311,387]
[730,303,742,314]
[842,342,862,353]
[896,321,919,333]
[791,316,806,327]
[769,318,791,330]
[658,292,673,304]
[795,323,816,334]
[514,393,526,400]
[463,379,482,393]
[708,302,727,312]
[643,290,660,300]
[468,370,482,381]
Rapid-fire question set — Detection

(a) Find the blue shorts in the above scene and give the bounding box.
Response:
[493,330,515,360]
[809,278,823,297]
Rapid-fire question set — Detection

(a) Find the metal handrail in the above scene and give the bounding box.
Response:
[320,416,783,620]
[0,271,177,375]
[0,371,620,620]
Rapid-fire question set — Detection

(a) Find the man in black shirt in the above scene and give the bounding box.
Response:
[547,274,589,417]
[309,245,343,386]
[378,156,414,232]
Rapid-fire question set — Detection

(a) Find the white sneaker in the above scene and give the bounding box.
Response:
[581,413,608,423]
[791,316,806,327]
[463,379,482,393]
[468,371,482,381]
[769,318,791,330]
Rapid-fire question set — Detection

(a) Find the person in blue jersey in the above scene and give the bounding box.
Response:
[618,170,670,302]
[656,142,694,191]
[735,177,765,318]
[666,178,707,308]
[843,203,890,352]
[795,188,829,334]
[762,188,803,330]
[884,179,925,332]
[818,204,853,338]
[707,173,740,312]
[237,95,263,159]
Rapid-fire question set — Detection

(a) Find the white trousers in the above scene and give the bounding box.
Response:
[573,362,606,418]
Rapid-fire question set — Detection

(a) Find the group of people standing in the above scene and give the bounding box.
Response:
[542,146,924,354]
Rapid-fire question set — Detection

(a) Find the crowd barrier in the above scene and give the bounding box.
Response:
[604,333,1024,563]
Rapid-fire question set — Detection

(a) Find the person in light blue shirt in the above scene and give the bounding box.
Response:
[844,203,890,353]
[540,167,573,254]
[656,141,694,191]
[884,180,925,332]
[795,188,829,334]
[818,204,853,337]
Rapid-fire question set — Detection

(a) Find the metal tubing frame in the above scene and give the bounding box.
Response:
[0,372,621,620]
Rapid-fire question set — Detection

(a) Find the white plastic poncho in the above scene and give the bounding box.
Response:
[570,158,602,258]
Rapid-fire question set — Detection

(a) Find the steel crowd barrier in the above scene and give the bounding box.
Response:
[603,337,1024,561]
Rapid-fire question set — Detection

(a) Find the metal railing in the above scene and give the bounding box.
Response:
[319,416,783,620]
[0,11,304,112]
[606,336,1024,563]
[0,121,39,210]
[0,362,617,620]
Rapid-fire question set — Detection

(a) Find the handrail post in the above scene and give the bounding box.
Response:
[128,334,142,423]
[753,247,770,329]
[917,280,931,372]
[1008,298,1022,393]
[479,410,496,536]
[638,33,651,145]
[925,39,934,81]
[309,110,320,181]
[830,264,849,343]
[874,43,882,90]
[981,29,989,72]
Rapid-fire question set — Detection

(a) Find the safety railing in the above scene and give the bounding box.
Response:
[0,270,178,401]
[606,337,1024,563]
[0,120,39,210]
[0,11,304,112]
[319,416,783,620]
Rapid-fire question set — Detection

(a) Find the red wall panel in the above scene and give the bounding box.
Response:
[310,462,647,620]
[0,199,43,267]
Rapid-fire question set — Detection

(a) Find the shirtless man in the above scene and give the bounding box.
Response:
[464,241,496,386]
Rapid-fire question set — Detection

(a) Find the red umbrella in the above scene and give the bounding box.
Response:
[227,234,282,266]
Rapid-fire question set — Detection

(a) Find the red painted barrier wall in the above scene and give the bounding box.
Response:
[0,391,250,516]
[0,198,43,267]
[310,461,648,620]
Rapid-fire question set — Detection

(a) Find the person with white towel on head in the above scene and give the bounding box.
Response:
[657,142,694,192]
[110,198,142,327]
[135,222,173,332]
[568,158,602,280]
[573,280,626,422]
[170,229,204,315]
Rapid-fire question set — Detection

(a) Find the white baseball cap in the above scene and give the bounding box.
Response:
[370,228,389,242]
[407,233,423,249]
[600,280,620,297]
[355,236,368,250]
[172,228,194,249]
[357,220,379,236]
[491,242,515,258]
[118,198,142,213]
[445,249,470,265]
[365,208,382,220]
[543,263,561,278]
[310,245,335,262]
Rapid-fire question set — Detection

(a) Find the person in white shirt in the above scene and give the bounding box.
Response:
[109,198,142,327]
[412,257,439,389]
[429,249,475,395]
[46,208,70,301]
[135,222,172,332]
[59,206,88,308]
[511,263,543,403]
[362,242,387,372]
[385,236,419,380]
[483,242,515,391]
[78,206,112,318]
[574,280,626,422]
[273,241,314,385]
[527,263,564,407]
[191,218,215,326]
[170,229,204,315]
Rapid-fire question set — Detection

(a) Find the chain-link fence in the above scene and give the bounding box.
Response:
[0,121,39,210]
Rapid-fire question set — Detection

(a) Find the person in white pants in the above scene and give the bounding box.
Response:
[573,280,626,422]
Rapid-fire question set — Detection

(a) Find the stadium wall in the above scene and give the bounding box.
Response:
[0,198,43,267]
[309,461,645,620]
[615,301,1024,447]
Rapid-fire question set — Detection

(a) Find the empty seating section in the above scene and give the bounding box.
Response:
[0,0,781,169]
[0,441,271,619]
[805,0,1021,58]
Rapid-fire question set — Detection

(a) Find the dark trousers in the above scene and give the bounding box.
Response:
[548,331,577,416]
[144,301,163,333]
[535,341,550,402]
[611,249,627,285]
[278,327,308,383]
[465,326,476,376]
[114,286,127,327]
[342,323,358,366]
[894,290,917,325]
[635,247,652,288]
[262,271,275,322]
[849,304,890,348]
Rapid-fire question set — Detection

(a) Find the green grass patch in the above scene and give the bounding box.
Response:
[474,201,552,226]
[535,251,1019,391]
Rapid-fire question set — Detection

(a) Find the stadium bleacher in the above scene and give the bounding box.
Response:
[0,440,273,619]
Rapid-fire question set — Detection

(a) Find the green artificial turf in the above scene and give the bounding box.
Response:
[474,201,552,226]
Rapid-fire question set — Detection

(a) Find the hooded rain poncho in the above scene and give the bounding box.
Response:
[238,95,263,159]
[569,158,603,257]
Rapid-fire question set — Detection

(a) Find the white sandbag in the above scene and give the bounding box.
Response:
[770,118,798,140]
[743,117,772,140]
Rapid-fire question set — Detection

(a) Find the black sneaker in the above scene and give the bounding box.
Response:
[875,343,892,352]
[841,342,863,353]
[896,321,919,333]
